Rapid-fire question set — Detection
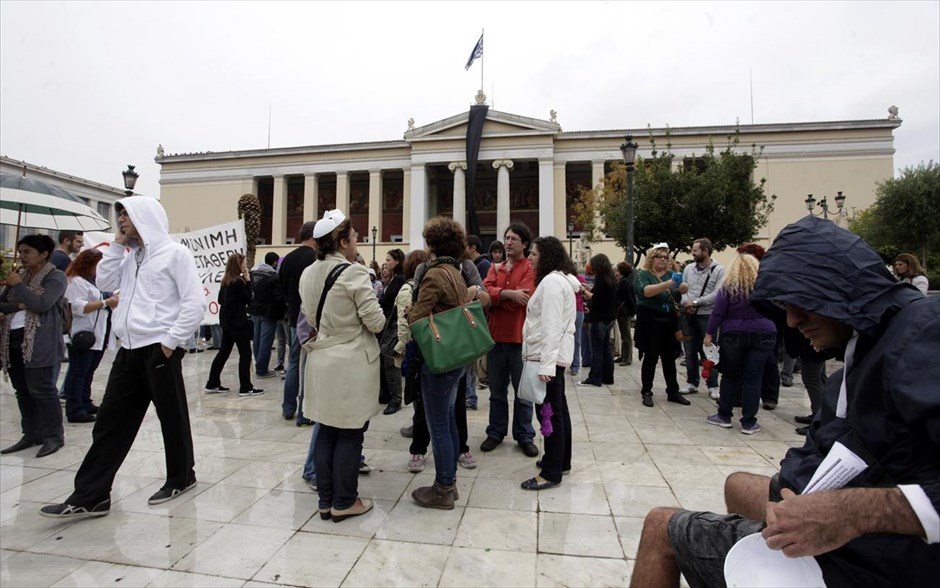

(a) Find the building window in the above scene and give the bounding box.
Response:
[96,201,111,220]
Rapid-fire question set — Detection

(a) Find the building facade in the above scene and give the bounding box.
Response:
[0,156,124,251]
[156,105,901,261]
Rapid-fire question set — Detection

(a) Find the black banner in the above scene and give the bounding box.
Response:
[465,105,488,238]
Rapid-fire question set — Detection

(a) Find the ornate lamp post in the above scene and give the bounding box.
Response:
[122,165,139,197]
[620,135,638,263]
[371,226,378,263]
[568,221,575,257]
[804,191,847,220]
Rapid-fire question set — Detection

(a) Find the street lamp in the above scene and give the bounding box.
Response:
[371,226,378,263]
[804,191,847,220]
[122,165,139,197]
[568,221,575,257]
[620,135,638,263]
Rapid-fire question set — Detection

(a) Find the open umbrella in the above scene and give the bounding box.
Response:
[1,174,112,234]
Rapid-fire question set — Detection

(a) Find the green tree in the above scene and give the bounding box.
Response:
[576,132,775,264]
[849,161,940,272]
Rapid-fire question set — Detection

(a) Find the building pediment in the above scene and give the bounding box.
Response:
[405,109,561,143]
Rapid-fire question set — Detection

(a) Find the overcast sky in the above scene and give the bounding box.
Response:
[1,1,938,200]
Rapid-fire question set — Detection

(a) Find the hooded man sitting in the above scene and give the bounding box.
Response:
[630,216,939,588]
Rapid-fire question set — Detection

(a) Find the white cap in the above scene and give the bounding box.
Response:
[650,242,669,251]
[313,209,347,239]
[366,267,376,278]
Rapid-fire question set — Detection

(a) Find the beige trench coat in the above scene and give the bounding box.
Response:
[299,253,386,429]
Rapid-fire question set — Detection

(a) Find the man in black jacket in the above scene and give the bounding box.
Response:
[631,216,939,587]
[248,252,286,379]
[278,221,317,425]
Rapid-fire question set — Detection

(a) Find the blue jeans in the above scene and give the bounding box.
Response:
[585,320,615,385]
[684,314,719,388]
[276,320,288,366]
[421,364,463,487]
[303,421,321,480]
[283,326,303,419]
[484,342,534,444]
[580,316,592,367]
[571,311,584,372]
[210,324,222,348]
[251,315,277,375]
[717,331,776,427]
[62,347,104,419]
[465,365,478,406]
[315,422,366,510]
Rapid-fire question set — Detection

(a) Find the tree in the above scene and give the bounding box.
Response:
[849,161,940,272]
[574,131,775,265]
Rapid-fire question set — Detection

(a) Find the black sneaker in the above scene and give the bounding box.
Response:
[238,388,265,397]
[520,442,539,458]
[480,436,502,452]
[273,364,285,372]
[148,481,196,505]
[205,385,231,393]
[40,499,111,520]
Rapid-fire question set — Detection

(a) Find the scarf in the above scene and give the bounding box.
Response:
[0,261,55,372]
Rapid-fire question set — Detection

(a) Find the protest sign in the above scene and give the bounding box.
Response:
[171,220,246,325]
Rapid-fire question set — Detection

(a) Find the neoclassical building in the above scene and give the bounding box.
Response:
[156,102,901,260]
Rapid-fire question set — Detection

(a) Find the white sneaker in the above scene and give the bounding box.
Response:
[679,383,699,395]
[708,387,720,400]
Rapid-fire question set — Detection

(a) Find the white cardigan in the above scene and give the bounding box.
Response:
[66,276,108,351]
[522,271,580,376]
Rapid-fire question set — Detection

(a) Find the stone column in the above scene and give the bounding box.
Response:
[448,162,468,229]
[303,173,317,223]
[493,159,514,239]
[409,164,427,249]
[336,171,350,213]
[368,169,382,243]
[272,175,288,245]
[538,158,554,238]
[553,162,567,237]
[591,160,606,237]
[402,168,411,245]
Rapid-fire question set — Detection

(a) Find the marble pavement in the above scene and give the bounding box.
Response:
[1,349,812,587]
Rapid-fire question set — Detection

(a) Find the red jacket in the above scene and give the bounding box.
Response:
[483,258,536,344]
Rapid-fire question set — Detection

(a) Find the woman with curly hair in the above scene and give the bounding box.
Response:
[0,234,67,458]
[62,249,119,423]
[205,254,262,396]
[519,236,579,490]
[408,217,489,509]
[703,253,776,434]
[580,253,618,387]
[893,253,929,295]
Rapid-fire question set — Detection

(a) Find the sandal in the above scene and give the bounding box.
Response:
[520,476,561,491]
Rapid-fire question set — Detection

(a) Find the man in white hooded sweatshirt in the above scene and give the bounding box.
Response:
[41,197,206,519]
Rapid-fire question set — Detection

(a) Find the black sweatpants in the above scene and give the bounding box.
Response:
[67,343,196,506]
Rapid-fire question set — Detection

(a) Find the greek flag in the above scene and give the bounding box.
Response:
[464,33,483,70]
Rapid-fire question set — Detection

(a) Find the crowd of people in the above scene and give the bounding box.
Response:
[1,197,936,585]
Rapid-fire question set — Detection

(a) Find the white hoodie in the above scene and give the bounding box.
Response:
[523,271,580,376]
[97,197,206,350]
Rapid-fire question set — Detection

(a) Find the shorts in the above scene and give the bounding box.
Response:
[667,510,764,588]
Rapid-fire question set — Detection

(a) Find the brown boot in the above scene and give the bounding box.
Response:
[412,483,456,510]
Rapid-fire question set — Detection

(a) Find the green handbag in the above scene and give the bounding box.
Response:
[410,267,495,374]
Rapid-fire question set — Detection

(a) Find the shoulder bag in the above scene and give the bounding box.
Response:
[71,299,100,351]
[518,359,546,404]
[409,267,494,374]
[314,263,351,333]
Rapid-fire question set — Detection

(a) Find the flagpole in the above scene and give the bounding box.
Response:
[480,28,484,94]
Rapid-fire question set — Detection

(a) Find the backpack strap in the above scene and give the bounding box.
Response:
[315,263,351,332]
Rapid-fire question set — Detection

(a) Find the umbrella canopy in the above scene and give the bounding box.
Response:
[0,174,112,232]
